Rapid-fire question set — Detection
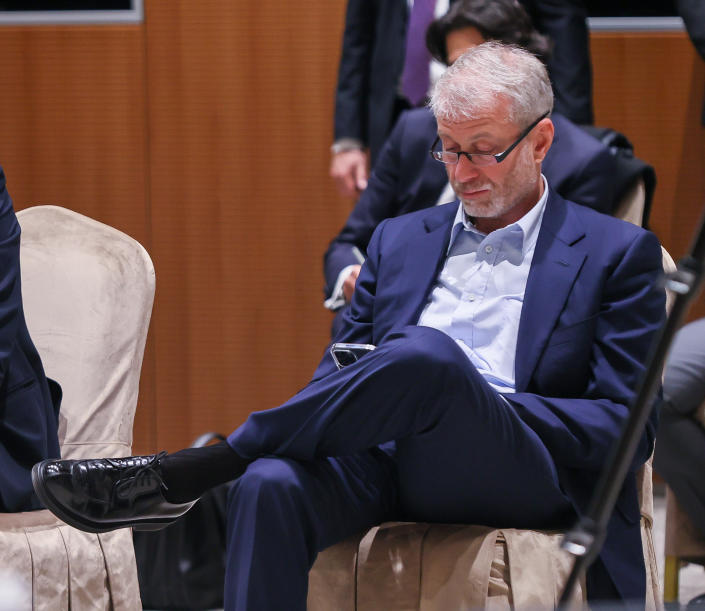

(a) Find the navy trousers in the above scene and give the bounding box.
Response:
[224,326,574,610]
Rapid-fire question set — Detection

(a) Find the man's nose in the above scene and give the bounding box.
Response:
[453,154,481,182]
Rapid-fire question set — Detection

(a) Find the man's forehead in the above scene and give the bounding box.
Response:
[436,114,515,141]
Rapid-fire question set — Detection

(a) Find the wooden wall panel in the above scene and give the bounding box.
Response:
[591,32,705,320]
[0,25,155,452]
[142,1,349,451]
[0,27,149,244]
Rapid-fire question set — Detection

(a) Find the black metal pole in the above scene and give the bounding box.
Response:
[558,206,705,606]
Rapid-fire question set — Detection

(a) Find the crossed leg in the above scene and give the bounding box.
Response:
[224,326,573,609]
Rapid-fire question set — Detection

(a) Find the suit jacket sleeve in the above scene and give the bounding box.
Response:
[678,0,705,62]
[0,168,23,388]
[333,0,376,145]
[314,218,388,381]
[324,114,408,297]
[509,228,665,472]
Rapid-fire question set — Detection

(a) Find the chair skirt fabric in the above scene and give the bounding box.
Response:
[0,511,141,610]
[308,523,585,610]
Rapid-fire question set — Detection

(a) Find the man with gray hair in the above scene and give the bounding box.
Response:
[33,43,665,608]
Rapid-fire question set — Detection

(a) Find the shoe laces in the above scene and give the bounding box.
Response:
[111,451,168,503]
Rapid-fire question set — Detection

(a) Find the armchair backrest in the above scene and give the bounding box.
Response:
[17,205,155,459]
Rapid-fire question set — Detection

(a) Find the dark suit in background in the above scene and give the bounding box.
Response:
[677,0,705,124]
[521,0,593,124]
[0,167,61,512]
[333,0,409,166]
[678,0,705,60]
[324,108,616,309]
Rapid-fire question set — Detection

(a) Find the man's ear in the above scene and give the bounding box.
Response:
[532,118,554,164]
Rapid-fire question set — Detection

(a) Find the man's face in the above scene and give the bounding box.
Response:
[436,101,552,233]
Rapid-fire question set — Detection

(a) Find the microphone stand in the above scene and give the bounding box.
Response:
[558,207,705,607]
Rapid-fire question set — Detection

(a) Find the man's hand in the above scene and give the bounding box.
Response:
[342,265,362,302]
[330,150,369,197]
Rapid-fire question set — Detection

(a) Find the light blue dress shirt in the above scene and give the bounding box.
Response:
[417,177,549,393]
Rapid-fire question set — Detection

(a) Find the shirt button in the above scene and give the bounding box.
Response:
[485,245,493,254]
[467,294,475,302]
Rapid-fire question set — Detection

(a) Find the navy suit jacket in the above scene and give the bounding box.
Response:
[0,168,61,512]
[314,191,665,599]
[324,107,617,300]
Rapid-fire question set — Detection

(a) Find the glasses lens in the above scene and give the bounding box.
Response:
[470,154,497,167]
[432,151,457,164]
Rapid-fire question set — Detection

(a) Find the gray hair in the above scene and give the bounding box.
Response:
[429,41,554,126]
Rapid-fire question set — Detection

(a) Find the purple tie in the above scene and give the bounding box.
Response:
[401,0,436,107]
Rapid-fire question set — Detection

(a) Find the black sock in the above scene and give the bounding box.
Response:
[158,440,250,503]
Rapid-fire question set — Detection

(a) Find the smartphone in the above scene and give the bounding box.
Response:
[330,342,376,370]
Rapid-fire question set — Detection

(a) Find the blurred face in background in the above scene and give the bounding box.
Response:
[445,26,486,64]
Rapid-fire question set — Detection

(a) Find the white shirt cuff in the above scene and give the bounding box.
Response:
[331,139,364,154]
[324,264,359,311]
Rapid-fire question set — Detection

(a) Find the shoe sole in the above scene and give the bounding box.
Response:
[31,461,180,534]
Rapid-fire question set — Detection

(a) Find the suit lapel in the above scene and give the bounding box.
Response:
[515,193,587,391]
[394,203,456,326]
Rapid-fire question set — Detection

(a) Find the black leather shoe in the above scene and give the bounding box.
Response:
[31,453,196,533]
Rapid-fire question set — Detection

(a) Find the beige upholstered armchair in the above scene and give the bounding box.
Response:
[0,206,154,610]
[613,176,646,228]
[308,463,661,610]
[308,247,676,610]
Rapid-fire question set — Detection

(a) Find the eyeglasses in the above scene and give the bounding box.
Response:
[429,111,549,167]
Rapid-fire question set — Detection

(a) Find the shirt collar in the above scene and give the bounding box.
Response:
[448,174,549,256]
